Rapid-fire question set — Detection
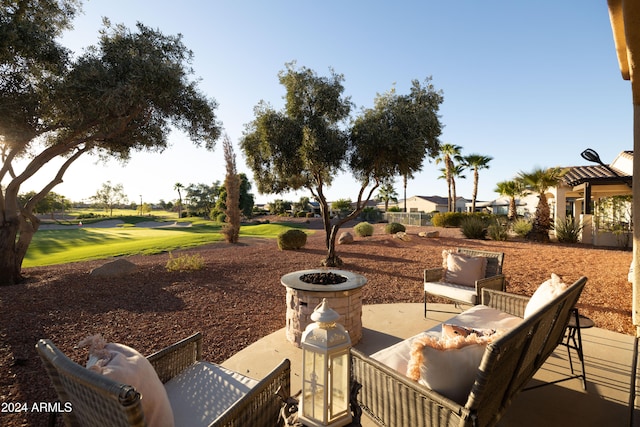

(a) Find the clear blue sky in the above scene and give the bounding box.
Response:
[24,1,633,206]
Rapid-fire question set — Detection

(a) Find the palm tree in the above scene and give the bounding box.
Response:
[463,154,493,212]
[377,182,399,211]
[449,164,466,212]
[435,143,463,211]
[495,179,526,221]
[517,167,566,242]
[174,182,184,219]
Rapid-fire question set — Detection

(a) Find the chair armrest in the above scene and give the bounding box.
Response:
[213,358,291,427]
[424,268,443,282]
[475,274,506,292]
[481,289,529,318]
[147,332,203,383]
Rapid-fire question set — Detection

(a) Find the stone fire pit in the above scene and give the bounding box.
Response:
[281,269,367,347]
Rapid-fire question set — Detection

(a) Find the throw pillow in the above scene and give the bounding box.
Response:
[406,331,503,404]
[443,251,488,287]
[441,323,498,339]
[78,335,175,427]
[523,273,568,319]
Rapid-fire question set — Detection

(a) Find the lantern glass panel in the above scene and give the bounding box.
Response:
[303,351,326,420]
[329,351,349,419]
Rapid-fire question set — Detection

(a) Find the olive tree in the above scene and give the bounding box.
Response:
[0,1,221,284]
[241,63,442,266]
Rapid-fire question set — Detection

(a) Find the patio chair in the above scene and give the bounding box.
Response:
[424,248,505,316]
[36,332,290,427]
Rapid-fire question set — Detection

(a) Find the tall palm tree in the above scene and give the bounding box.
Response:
[517,167,566,242]
[463,154,493,212]
[377,182,399,211]
[449,164,466,212]
[435,143,463,212]
[495,179,526,221]
[174,182,184,219]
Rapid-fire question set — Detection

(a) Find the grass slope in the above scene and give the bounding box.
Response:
[24,222,308,267]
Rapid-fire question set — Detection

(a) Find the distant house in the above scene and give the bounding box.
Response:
[397,195,469,213]
[468,195,537,217]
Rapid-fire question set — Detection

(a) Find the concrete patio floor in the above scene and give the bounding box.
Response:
[223,303,640,427]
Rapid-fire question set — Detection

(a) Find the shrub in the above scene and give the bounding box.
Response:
[554,216,583,243]
[354,221,374,237]
[165,252,205,272]
[460,216,487,239]
[431,212,466,227]
[487,220,508,241]
[385,222,406,234]
[216,212,226,223]
[277,229,307,250]
[511,218,532,237]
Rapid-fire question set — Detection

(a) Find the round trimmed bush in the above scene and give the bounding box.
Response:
[277,229,308,250]
[354,221,374,237]
[385,222,406,234]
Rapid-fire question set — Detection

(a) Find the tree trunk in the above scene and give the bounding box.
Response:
[322,224,343,267]
[471,168,479,212]
[527,194,551,242]
[0,218,23,285]
[403,174,408,212]
[508,197,517,221]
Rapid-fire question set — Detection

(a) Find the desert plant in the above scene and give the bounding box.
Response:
[165,252,205,272]
[354,221,374,237]
[511,218,532,237]
[385,222,406,234]
[487,220,508,241]
[554,216,583,243]
[460,216,487,239]
[277,229,308,250]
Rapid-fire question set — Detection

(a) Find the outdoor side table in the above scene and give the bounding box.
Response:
[525,308,594,391]
[563,308,594,390]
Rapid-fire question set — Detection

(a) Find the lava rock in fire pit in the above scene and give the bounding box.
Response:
[299,272,348,285]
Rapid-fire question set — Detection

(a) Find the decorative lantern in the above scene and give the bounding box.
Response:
[299,299,352,427]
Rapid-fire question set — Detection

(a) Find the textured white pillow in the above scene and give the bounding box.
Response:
[406,333,501,404]
[524,273,567,319]
[80,335,175,427]
[443,252,488,287]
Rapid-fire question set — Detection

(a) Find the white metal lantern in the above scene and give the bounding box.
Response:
[299,298,352,427]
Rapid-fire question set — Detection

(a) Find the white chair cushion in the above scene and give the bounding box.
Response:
[164,361,258,427]
[423,281,478,304]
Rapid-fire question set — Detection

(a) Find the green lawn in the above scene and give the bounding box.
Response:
[24,221,310,267]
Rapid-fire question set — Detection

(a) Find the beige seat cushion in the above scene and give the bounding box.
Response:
[164,361,258,427]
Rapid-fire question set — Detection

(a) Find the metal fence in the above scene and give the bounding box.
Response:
[382,212,433,226]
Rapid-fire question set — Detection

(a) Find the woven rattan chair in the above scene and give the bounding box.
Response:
[353,277,588,427]
[36,332,290,427]
[424,248,505,316]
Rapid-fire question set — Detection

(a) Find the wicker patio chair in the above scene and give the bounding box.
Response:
[36,332,290,427]
[353,277,588,427]
[424,248,505,316]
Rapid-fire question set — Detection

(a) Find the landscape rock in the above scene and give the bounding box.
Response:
[394,232,411,241]
[338,232,354,244]
[89,259,138,278]
[427,231,440,238]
